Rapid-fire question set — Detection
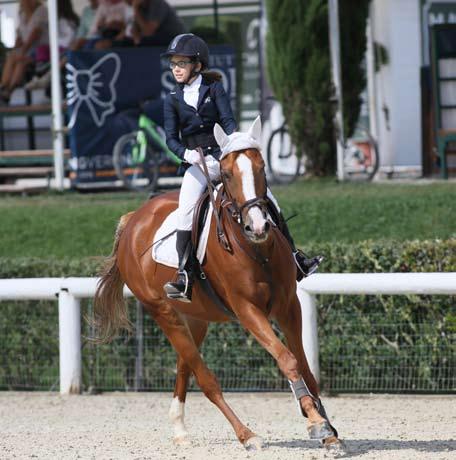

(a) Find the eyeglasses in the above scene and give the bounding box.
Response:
[169,60,193,69]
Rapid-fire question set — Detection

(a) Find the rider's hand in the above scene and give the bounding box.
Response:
[184,149,201,165]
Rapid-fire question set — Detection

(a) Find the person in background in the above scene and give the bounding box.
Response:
[87,0,133,49]
[0,0,48,103]
[72,0,99,50]
[131,0,185,46]
[25,0,79,90]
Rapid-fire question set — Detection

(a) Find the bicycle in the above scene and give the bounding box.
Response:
[266,122,304,185]
[266,121,379,184]
[112,101,182,192]
[342,127,379,181]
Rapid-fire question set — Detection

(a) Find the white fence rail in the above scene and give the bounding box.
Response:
[0,273,455,394]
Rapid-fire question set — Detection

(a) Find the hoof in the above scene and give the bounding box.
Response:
[173,435,191,446]
[323,437,346,456]
[307,421,334,440]
[244,435,264,451]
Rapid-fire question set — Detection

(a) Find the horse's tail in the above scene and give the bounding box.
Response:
[93,212,135,343]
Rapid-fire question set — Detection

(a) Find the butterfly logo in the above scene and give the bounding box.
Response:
[66,53,121,129]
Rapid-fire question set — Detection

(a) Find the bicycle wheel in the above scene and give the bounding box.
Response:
[112,131,160,192]
[343,131,379,181]
[267,125,302,184]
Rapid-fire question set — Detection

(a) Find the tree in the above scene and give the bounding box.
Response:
[266,0,370,176]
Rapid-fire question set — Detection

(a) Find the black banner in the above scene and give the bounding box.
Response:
[66,46,236,186]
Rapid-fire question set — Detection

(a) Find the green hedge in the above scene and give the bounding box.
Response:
[1,239,453,277]
[0,239,454,393]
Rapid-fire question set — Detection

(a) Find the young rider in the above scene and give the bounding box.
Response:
[162,33,322,302]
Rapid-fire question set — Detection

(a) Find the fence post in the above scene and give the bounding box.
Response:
[134,301,144,391]
[297,287,320,382]
[58,289,81,394]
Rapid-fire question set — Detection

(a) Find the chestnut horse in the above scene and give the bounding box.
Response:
[94,119,341,451]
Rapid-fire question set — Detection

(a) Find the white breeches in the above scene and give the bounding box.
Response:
[177,156,221,231]
[177,157,281,231]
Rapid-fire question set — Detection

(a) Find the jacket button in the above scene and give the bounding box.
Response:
[200,124,204,128]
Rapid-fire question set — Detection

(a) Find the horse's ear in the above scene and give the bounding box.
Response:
[248,115,262,142]
[214,123,229,149]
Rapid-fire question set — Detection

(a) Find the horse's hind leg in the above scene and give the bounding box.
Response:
[149,302,262,449]
[169,317,208,445]
[275,296,340,447]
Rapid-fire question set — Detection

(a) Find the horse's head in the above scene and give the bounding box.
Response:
[214,116,271,243]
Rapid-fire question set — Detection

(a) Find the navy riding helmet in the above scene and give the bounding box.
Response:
[162,33,210,70]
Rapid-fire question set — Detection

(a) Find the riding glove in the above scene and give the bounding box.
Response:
[184,149,201,165]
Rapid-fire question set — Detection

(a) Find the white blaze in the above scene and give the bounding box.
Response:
[236,154,267,234]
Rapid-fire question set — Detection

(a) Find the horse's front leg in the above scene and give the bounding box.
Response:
[169,317,208,445]
[275,295,341,449]
[235,300,336,442]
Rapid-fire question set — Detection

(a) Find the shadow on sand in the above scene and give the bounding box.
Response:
[267,438,456,458]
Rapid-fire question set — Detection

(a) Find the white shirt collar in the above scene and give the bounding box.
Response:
[183,74,202,92]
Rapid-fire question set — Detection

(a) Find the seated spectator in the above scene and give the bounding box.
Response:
[72,0,99,50]
[99,0,185,49]
[131,0,185,46]
[25,0,79,90]
[87,0,133,49]
[0,0,48,103]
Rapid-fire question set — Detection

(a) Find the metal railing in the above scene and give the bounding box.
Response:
[0,273,455,394]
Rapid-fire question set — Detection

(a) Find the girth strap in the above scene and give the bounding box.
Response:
[194,265,237,320]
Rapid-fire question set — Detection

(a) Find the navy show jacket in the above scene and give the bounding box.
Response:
[163,75,236,160]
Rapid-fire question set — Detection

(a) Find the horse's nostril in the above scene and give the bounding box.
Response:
[245,225,252,233]
[264,221,271,232]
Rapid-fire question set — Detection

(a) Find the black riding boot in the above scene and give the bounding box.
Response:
[279,214,323,281]
[163,230,194,302]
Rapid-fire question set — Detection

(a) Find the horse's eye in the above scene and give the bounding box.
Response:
[222,171,231,180]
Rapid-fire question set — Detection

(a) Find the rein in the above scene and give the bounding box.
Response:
[196,147,231,251]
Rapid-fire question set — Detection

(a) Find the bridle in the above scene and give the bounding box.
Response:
[219,151,275,314]
[219,152,273,266]
[219,150,269,232]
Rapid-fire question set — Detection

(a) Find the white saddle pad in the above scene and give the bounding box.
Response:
[152,196,215,269]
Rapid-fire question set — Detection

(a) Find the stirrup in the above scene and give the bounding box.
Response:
[164,270,192,303]
[294,253,324,278]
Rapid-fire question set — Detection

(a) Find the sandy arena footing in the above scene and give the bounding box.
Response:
[0,392,454,460]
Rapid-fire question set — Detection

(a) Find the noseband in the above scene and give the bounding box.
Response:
[221,172,268,231]
[236,197,268,229]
